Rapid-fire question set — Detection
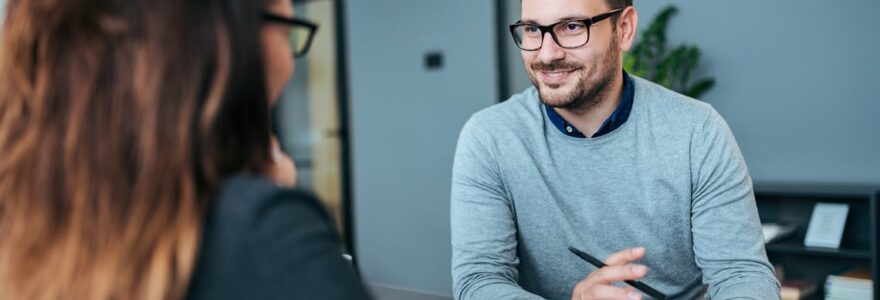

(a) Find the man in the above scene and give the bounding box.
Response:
[450,0,780,299]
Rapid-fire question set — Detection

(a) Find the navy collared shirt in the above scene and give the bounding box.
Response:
[545,71,634,138]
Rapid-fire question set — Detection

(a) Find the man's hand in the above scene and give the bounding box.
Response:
[571,247,648,300]
[267,136,297,188]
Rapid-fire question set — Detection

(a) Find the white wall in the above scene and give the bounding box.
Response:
[346,0,498,296]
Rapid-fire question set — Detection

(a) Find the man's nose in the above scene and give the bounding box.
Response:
[537,32,565,63]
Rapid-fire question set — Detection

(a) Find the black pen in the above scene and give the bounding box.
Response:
[568,247,668,300]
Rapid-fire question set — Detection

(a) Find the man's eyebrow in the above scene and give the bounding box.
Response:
[519,15,590,25]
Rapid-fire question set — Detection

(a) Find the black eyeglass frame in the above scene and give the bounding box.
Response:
[509,8,624,51]
[262,13,319,58]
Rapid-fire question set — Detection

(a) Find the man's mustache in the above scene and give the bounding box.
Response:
[530,61,582,72]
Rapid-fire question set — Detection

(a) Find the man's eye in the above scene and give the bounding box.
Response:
[564,22,585,32]
[524,25,539,33]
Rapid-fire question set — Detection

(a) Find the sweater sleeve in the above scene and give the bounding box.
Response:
[450,117,545,300]
[689,109,781,300]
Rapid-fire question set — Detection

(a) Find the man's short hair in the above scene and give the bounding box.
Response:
[519,0,633,10]
[607,0,633,9]
[606,0,632,25]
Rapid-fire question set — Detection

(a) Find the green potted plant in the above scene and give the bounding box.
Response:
[623,5,715,99]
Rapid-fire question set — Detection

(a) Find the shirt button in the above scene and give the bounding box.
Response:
[566,126,573,133]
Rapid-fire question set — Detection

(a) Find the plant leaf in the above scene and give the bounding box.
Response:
[685,78,716,99]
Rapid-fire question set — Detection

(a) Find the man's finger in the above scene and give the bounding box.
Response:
[603,247,645,266]
[587,264,648,285]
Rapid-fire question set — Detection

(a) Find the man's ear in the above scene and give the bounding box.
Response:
[618,7,639,52]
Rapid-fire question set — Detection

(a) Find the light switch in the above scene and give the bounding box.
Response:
[424,51,443,70]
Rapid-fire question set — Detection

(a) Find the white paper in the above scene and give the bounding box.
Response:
[762,223,796,243]
[804,203,849,248]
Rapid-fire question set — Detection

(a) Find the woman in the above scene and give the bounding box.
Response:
[0,0,371,299]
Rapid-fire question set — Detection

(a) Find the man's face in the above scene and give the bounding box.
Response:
[521,0,622,111]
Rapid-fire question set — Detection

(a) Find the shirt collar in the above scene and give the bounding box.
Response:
[544,70,634,138]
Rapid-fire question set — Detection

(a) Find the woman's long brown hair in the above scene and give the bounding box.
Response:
[0,0,273,298]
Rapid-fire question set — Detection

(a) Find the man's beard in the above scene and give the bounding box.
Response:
[527,39,620,113]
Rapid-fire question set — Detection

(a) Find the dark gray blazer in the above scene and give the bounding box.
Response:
[187,175,372,299]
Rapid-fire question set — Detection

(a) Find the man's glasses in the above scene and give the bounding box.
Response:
[262,13,319,58]
[509,8,624,51]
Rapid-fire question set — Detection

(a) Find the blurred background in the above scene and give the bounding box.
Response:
[340,1,880,299]
[4,0,877,299]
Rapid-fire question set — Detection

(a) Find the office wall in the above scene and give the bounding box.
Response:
[504,0,880,184]
[345,0,498,296]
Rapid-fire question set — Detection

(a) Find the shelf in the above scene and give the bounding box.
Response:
[752,183,879,297]
[765,240,872,259]
[754,182,880,199]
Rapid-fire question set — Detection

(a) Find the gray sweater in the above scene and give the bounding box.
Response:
[450,77,780,300]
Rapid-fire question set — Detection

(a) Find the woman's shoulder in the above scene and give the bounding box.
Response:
[210,175,330,226]
[188,175,371,299]
[200,174,338,262]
